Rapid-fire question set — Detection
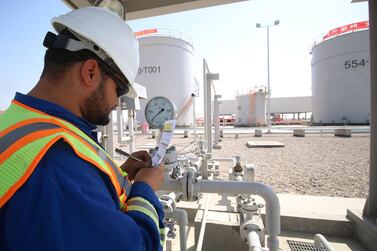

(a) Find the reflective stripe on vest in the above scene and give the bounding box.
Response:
[127,197,159,228]
[127,196,166,245]
[0,101,131,208]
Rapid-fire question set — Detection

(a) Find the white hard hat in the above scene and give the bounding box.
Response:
[50,7,139,98]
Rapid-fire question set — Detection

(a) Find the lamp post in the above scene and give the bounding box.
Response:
[256,20,279,130]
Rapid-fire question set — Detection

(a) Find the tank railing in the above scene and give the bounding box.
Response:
[135,28,194,47]
[311,26,369,48]
[235,87,268,97]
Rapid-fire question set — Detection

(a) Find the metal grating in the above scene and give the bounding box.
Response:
[287,240,326,251]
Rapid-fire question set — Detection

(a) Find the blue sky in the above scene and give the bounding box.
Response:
[0,0,369,111]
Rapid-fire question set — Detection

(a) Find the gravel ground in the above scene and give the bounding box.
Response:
[133,133,370,198]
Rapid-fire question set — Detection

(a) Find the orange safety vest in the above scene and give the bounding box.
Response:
[0,100,131,210]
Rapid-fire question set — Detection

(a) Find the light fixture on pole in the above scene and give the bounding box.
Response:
[256,20,279,130]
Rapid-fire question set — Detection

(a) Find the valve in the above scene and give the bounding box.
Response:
[165,218,176,239]
[233,156,243,173]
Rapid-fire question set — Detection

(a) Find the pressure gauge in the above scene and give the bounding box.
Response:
[145,96,176,129]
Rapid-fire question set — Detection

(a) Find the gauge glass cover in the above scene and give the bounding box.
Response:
[145,96,175,129]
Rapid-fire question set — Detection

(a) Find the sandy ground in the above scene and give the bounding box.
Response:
[132,133,369,198]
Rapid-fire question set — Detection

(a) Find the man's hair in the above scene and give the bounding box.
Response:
[40,29,99,81]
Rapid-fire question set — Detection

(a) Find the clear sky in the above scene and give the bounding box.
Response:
[0,0,369,112]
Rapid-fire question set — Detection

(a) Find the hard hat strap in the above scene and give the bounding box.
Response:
[44,31,109,65]
[43,31,129,97]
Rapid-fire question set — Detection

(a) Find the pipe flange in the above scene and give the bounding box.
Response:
[241,201,262,212]
[161,201,174,217]
[241,220,260,232]
[160,194,177,212]
[240,220,261,242]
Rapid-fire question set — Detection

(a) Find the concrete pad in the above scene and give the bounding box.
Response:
[213,144,222,149]
[195,210,240,227]
[167,193,368,251]
[274,194,365,219]
[279,230,367,251]
[255,129,262,137]
[176,193,366,220]
[293,129,305,137]
[335,128,352,137]
[175,193,366,235]
[347,209,377,251]
[246,141,285,148]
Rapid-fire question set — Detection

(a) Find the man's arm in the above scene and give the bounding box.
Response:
[121,150,166,249]
[1,141,164,251]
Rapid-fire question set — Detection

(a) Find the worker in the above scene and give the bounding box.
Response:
[0,7,165,251]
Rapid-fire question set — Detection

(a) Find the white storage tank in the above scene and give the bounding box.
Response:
[235,90,266,127]
[311,21,370,124]
[135,29,195,127]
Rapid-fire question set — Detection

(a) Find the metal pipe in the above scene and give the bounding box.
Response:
[174,209,188,251]
[314,234,334,251]
[256,21,279,129]
[160,178,181,192]
[194,180,280,251]
[105,111,114,159]
[214,95,221,146]
[160,178,280,251]
[192,93,197,138]
[201,155,208,180]
[364,0,377,217]
[195,193,210,251]
[266,25,271,129]
[128,110,135,153]
[247,231,262,251]
[203,59,213,160]
[116,105,122,144]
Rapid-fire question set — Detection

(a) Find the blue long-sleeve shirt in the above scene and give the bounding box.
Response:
[0,93,164,251]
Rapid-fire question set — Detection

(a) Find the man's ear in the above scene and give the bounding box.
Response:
[81,59,102,89]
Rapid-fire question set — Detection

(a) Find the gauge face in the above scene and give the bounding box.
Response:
[145,96,176,129]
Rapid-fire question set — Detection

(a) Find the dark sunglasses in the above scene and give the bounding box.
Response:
[97,60,129,97]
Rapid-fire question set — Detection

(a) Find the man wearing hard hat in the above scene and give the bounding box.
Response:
[0,7,165,250]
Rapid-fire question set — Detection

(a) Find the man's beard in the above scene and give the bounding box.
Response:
[82,76,113,125]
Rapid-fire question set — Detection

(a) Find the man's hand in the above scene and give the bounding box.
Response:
[134,164,164,191]
[121,151,151,180]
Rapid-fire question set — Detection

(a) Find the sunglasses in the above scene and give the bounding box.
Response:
[97,60,129,97]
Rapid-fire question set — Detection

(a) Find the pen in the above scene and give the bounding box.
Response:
[115,148,143,162]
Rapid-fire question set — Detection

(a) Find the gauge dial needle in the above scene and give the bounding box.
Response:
[151,108,164,121]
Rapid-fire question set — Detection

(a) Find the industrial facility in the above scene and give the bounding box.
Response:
[311,21,370,125]
[131,22,372,128]
[235,89,267,127]
[1,1,377,251]
[217,96,312,126]
[135,29,196,127]
[126,22,371,128]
